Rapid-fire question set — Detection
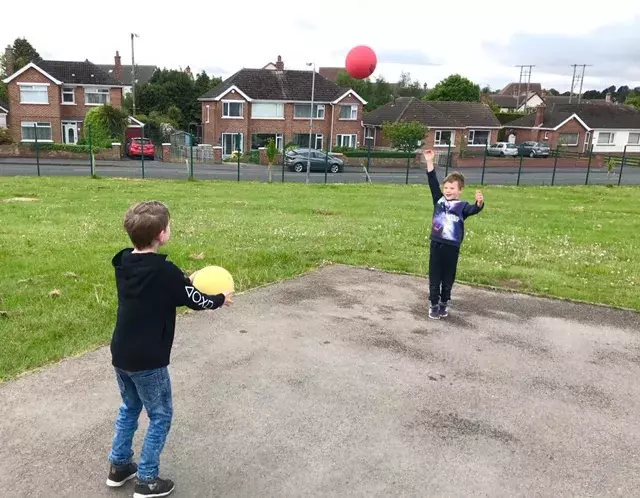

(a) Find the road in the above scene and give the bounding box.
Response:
[0,157,637,185]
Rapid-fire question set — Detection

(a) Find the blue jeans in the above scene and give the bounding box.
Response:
[109,367,173,481]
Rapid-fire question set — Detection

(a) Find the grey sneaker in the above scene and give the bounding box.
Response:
[439,301,449,318]
[133,477,175,497]
[429,305,440,320]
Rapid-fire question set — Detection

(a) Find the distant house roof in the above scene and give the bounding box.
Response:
[364,97,501,128]
[499,82,543,96]
[542,95,609,106]
[3,60,123,86]
[505,103,640,130]
[318,67,344,82]
[0,100,8,113]
[96,64,158,86]
[199,68,365,103]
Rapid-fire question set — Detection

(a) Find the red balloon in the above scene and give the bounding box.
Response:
[345,45,377,80]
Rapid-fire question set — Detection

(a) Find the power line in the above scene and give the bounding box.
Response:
[569,64,592,104]
[515,65,535,111]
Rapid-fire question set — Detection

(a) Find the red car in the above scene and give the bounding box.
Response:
[127,138,155,160]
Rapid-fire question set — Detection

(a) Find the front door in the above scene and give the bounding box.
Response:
[222,133,243,157]
[62,122,78,144]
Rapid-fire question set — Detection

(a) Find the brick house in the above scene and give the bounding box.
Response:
[0,100,8,128]
[364,97,501,151]
[97,51,158,96]
[504,102,640,154]
[197,56,366,157]
[2,58,125,144]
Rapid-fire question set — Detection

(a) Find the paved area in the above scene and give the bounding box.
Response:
[1,266,639,497]
[0,158,636,185]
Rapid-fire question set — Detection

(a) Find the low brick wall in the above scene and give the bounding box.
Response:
[453,156,606,168]
[341,152,422,168]
[0,143,122,160]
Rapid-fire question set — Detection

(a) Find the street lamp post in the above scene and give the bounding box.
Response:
[131,33,139,116]
[305,62,316,185]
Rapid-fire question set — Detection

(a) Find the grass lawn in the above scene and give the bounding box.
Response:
[1,177,639,381]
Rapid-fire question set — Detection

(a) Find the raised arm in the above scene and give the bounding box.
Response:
[423,149,443,205]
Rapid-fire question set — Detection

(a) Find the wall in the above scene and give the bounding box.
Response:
[591,129,640,154]
[0,143,122,160]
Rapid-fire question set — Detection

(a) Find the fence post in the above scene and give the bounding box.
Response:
[324,140,329,184]
[481,144,487,186]
[366,139,372,172]
[189,134,194,180]
[236,135,241,182]
[551,147,559,186]
[405,154,410,185]
[584,144,593,185]
[282,139,285,183]
[88,124,94,177]
[33,124,40,177]
[516,152,524,186]
[618,145,627,186]
[140,126,146,179]
[445,141,451,177]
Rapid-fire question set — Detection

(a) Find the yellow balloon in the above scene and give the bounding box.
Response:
[192,266,234,295]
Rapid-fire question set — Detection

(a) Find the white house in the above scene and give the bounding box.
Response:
[489,92,544,113]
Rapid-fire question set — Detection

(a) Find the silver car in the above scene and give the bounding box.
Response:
[487,142,519,157]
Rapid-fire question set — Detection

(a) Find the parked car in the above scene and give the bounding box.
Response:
[126,138,155,160]
[487,142,518,157]
[285,148,344,173]
[517,141,550,158]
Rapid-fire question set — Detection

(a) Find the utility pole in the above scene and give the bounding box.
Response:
[305,62,316,185]
[131,33,139,116]
[515,65,534,111]
[569,64,592,104]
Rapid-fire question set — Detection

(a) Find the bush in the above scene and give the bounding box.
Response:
[340,150,414,158]
[0,127,13,145]
[28,143,103,154]
[83,104,128,148]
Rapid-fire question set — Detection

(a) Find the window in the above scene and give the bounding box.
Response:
[467,130,490,145]
[85,88,110,105]
[19,84,49,104]
[629,132,640,145]
[434,130,454,146]
[544,131,550,140]
[558,133,579,146]
[61,87,75,104]
[336,134,357,148]
[21,122,52,142]
[292,133,323,149]
[597,132,615,145]
[223,101,243,118]
[315,134,323,150]
[252,103,284,119]
[251,133,283,150]
[205,105,210,124]
[222,133,243,156]
[294,104,325,119]
[339,104,358,120]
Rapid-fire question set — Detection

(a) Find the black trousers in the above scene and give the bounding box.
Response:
[429,240,460,305]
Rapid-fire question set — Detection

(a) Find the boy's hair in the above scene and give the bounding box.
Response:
[123,201,170,249]
[443,171,465,189]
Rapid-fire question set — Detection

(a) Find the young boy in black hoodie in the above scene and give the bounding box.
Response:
[423,150,484,320]
[106,201,232,497]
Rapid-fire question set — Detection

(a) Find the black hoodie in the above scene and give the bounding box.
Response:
[110,248,225,371]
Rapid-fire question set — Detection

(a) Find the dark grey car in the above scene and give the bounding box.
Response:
[517,141,551,158]
[285,148,344,173]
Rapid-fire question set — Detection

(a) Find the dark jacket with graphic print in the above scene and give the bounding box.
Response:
[427,170,484,247]
[110,249,225,371]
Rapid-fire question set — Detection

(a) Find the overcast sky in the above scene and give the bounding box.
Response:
[4,0,640,92]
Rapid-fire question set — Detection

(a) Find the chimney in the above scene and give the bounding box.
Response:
[605,92,612,103]
[4,45,14,76]
[275,55,284,71]
[535,104,546,127]
[185,65,191,75]
[114,51,122,82]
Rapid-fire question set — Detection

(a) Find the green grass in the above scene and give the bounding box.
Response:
[1,177,639,381]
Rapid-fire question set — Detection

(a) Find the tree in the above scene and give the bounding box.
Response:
[0,38,40,77]
[265,138,278,183]
[626,95,640,110]
[424,74,480,102]
[382,120,428,153]
[545,88,560,96]
[83,104,129,147]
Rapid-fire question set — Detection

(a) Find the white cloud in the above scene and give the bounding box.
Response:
[4,0,640,92]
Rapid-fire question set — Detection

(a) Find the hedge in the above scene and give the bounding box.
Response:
[340,150,414,158]
[29,143,104,154]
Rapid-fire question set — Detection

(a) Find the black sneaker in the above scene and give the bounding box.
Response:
[429,305,440,320]
[133,477,175,498]
[106,462,137,487]
[439,301,449,318]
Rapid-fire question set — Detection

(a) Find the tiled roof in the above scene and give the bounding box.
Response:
[318,67,344,82]
[505,103,640,129]
[542,95,609,106]
[364,97,501,128]
[36,60,122,86]
[0,100,8,112]
[490,95,518,108]
[96,64,158,86]
[199,69,348,102]
[499,82,543,96]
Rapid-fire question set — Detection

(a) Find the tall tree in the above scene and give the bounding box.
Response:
[382,121,428,153]
[545,88,560,96]
[0,37,40,103]
[424,74,480,102]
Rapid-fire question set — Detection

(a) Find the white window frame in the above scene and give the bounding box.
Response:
[315,134,323,150]
[467,129,491,146]
[222,101,244,119]
[85,87,110,106]
[205,105,210,124]
[544,131,550,140]
[434,130,455,147]
[276,133,283,151]
[221,132,244,156]
[558,133,579,146]
[336,134,357,148]
[61,87,75,105]
[293,103,325,119]
[628,132,640,145]
[339,104,358,120]
[251,102,285,120]
[597,132,615,145]
[18,83,49,105]
[20,121,53,142]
